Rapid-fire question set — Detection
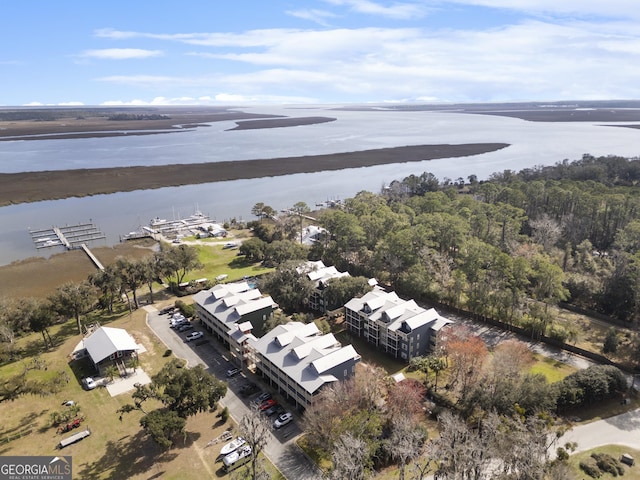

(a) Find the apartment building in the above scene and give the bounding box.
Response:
[249,322,361,408]
[297,260,351,312]
[344,288,453,361]
[193,281,277,344]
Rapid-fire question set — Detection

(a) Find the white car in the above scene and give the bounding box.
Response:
[185,331,203,342]
[83,377,97,390]
[273,412,293,429]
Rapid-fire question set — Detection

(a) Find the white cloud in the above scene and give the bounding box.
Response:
[100,93,316,106]
[78,48,163,60]
[286,9,337,26]
[94,28,139,39]
[91,16,640,103]
[58,101,85,106]
[445,0,640,19]
[323,0,427,19]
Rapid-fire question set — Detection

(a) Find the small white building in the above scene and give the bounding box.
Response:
[81,326,140,375]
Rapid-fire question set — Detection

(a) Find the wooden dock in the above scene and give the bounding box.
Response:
[29,222,106,269]
[81,243,104,270]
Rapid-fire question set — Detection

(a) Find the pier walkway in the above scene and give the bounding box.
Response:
[81,243,104,270]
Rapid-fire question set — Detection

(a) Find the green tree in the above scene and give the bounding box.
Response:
[49,281,96,334]
[238,237,266,263]
[89,263,122,313]
[152,360,227,418]
[141,254,160,304]
[118,360,227,448]
[104,364,119,384]
[292,201,311,243]
[322,276,373,311]
[156,244,203,287]
[426,356,447,391]
[262,239,308,267]
[261,261,316,313]
[139,409,186,449]
[114,257,145,310]
[27,300,54,350]
[263,310,290,332]
[251,202,265,221]
[603,327,619,354]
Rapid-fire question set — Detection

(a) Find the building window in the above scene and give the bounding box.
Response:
[402,343,407,350]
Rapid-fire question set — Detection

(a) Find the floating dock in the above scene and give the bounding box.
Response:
[30,222,106,250]
[29,222,106,270]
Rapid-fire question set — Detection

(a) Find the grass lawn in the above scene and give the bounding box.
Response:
[569,445,640,479]
[0,302,278,479]
[180,242,273,284]
[529,353,577,383]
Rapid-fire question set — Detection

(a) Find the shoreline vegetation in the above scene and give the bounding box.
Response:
[1,143,508,206]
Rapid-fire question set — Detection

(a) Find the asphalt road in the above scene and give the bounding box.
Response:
[559,408,640,454]
[145,308,322,480]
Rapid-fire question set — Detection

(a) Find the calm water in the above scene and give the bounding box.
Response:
[2,106,639,266]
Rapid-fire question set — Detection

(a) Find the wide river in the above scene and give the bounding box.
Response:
[2,105,639,266]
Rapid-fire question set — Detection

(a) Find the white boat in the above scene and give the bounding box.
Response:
[223,445,252,468]
[220,436,246,456]
[150,217,168,227]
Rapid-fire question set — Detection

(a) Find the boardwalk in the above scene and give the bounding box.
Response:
[81,243,104,270]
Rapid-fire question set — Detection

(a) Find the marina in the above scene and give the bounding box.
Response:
[29,222,106,270]
[29,222,106,250]
[120,209,227,241]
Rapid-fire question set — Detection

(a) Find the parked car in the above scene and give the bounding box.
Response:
[82,377,97,390]
[264,404,284,417]
[170,318,187,328]
[177,323,194,332]
[259,399,277,411]
[239,382,259,396]
[274,412,293,429]
[185,331,203,342]
[254,392,272,404]
[226,367,240,378]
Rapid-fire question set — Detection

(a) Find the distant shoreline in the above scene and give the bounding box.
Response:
[1,143,508,206]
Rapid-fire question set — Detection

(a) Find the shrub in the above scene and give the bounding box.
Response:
[555,447,569,462]
[592,452,624,476]
[579,457,602,478]
[220,406,230,423]
[175,300,195,318]
[163,349,172,357]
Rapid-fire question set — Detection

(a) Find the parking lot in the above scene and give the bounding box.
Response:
[146,308,321,480]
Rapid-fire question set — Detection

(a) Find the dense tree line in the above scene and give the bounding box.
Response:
[107,113,170,121]
[307,156,640,328]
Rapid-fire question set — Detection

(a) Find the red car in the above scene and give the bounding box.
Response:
[259,399,277,411]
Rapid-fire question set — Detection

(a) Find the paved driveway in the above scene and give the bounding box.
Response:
[559,408,640,453]
[146,310,322,480]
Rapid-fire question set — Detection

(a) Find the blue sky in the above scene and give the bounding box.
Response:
[2,0,639,106]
